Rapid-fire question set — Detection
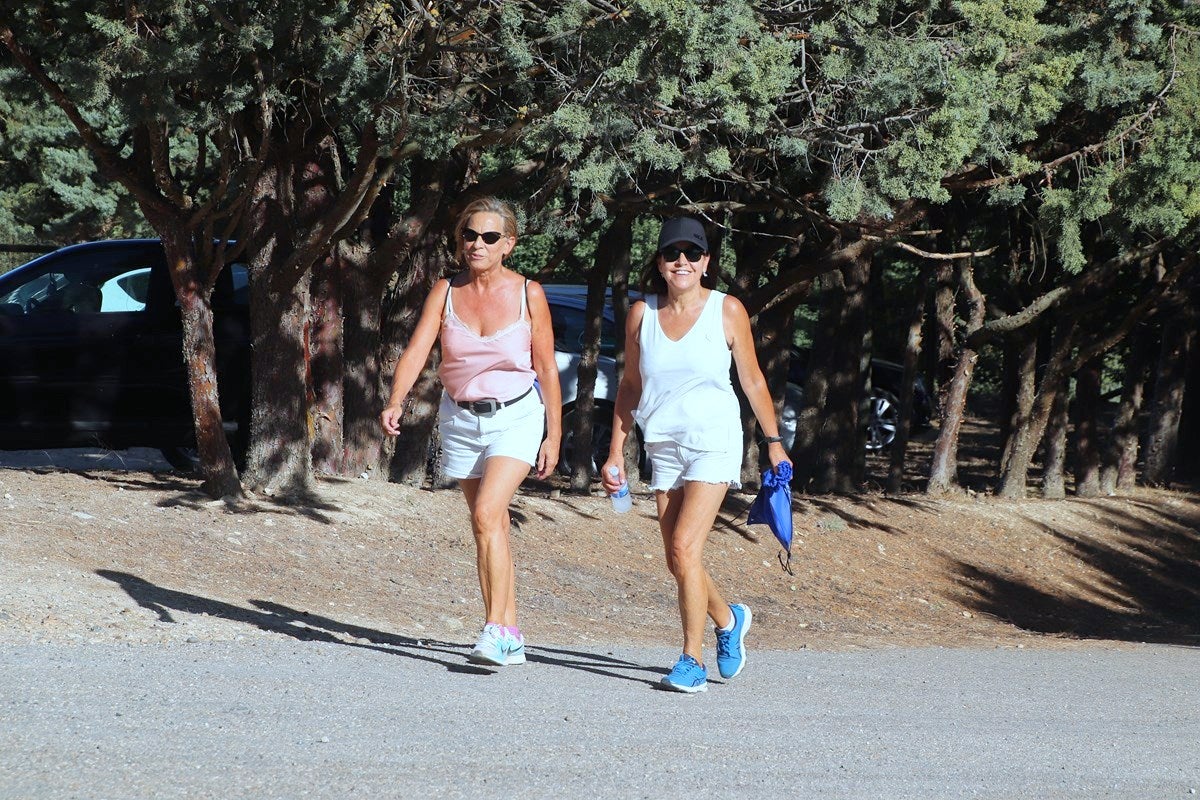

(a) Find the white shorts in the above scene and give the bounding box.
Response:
[438,388,545,480]
[645,439,742,492]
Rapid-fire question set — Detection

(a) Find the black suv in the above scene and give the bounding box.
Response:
[0,240,250,468]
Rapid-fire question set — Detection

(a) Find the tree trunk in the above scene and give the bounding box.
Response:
[887,264,930,494]
[795,240,873,494]
[341,159,459,479]
[242,227,316,497]
[569,217,627,491]
[1040,378,1069,499]
[997,318,1077,498]
[338,240,387,476]
[158,227,241,497]
[927,259,985,495]
[385,239,449,486]
[997,332,1038,479]
[730,220,802,487]
[930,260,957,421]
[1177,317,1200,484]
[1143,306,1196,486]
[309,251,345,475]
[1072,359,1102,497]
[1100,332,1150,495]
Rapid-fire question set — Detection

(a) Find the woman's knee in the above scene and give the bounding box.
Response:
[666,539,703,578]
[471,504,510,537]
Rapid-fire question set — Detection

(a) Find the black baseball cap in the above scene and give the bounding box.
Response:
[657,217,708,253]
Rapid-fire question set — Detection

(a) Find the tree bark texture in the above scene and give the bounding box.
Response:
[384,240,451,487]
[1100,332,1151,495]
[242,203,317,498]
[158,227,241,497]
[887,264,930,494]
[794,241,873,494]
[997,332,1038,480]
[167,250,249,498]
[806,244,873,494]
[930,260,957,421]
[927,260,985,495]
[1143,306,1196,486]
[1072,359,1103,497]
[568,216,629,491]
[997,317,1077,498]
[1040,380,1069,499]
[309,251,345,475]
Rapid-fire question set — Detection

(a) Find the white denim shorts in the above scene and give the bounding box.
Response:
[438,388,545,480]
[645,439,743,492]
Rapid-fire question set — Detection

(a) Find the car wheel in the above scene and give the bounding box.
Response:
[559,405,613,477]
[865,389,899,451]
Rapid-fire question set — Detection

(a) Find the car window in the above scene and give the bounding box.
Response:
[548,302,616,357]
[0,272,58,310]
[0,259,157,315]
[97,268,151,312]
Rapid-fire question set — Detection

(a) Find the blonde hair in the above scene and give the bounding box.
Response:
[454,197,519,243]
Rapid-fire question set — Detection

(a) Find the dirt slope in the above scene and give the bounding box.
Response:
[1,463,1198,652]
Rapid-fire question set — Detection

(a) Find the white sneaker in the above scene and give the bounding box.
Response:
[468,623,525,666]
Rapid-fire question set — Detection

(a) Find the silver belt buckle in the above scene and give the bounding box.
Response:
[475,398,499,415]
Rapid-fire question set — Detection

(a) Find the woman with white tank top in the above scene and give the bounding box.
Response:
[603,216,791,693]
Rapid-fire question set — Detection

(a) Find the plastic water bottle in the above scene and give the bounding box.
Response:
[607,466,632,513]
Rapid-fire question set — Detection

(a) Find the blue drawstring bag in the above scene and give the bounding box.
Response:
[747,461,794,574]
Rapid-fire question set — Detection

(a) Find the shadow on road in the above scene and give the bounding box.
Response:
[97,570,662,686]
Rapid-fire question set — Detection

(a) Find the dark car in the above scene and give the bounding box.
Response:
[542,285,627,474]
[0,240,250,468]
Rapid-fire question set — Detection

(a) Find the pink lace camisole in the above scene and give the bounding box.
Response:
[438,278,536,402]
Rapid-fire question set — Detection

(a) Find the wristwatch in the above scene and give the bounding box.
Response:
[763,435,783,444]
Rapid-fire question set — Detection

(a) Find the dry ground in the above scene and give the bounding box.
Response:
[2,450,1198,653]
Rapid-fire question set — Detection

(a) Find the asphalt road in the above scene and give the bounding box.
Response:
[1,640,1196,799]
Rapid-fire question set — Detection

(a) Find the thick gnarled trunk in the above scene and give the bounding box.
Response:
[794,241,873,494]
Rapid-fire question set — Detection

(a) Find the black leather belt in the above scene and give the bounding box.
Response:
[456,387,533,415]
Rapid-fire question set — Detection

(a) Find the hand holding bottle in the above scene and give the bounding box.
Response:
[607,465,631,513]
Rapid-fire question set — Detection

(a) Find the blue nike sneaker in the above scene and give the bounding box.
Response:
[661,654,708,693]
[715,603,752,679]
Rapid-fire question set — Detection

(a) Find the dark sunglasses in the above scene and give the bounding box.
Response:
[461,228,506,245]
[660,244,706,262]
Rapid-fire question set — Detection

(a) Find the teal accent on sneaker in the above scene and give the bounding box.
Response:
[661,654,707,693]
[468,623,526,666]
[502,628,526,665]
[715,603,752,679]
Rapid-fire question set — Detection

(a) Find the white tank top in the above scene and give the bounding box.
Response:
[635,290,742,453]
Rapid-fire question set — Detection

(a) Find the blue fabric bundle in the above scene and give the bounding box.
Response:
[747,461,794,573]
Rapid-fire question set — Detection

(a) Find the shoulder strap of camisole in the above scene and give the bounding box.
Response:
[442,275,458,319]
[521,279,529,321]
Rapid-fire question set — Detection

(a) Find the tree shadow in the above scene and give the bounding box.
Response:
[942,500,1200,646]
[96,570,661,685]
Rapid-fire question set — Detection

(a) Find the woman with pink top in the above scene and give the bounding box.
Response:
[380,197,562,667]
